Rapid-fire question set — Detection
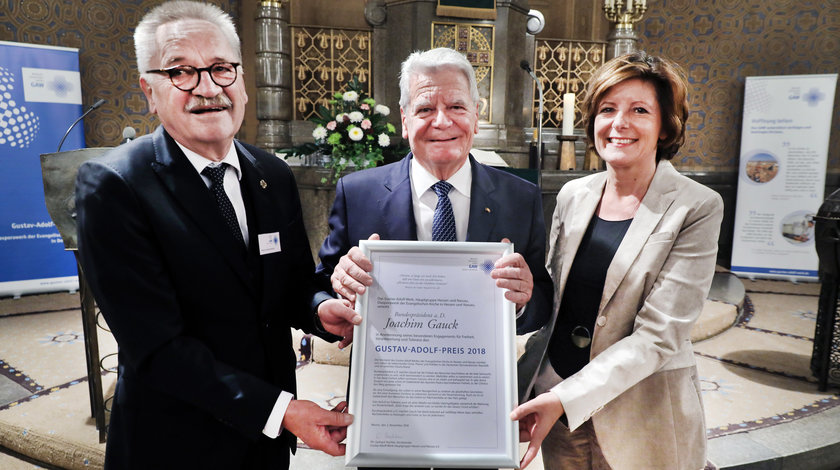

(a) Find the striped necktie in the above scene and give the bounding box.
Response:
[431,180,456,242]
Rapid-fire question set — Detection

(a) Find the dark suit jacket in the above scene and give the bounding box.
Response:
[316,154,552,334]
[76,126,330,469]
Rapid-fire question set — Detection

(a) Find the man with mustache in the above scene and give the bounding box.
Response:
[75,2,353,468]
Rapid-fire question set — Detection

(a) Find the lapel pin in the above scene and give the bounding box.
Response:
[485,207,491,213]
[260,180,268,189]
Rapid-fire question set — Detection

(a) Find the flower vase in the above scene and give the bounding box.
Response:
[317,153,333,168]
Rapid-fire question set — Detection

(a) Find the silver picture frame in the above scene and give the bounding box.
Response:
[345,240,519,468]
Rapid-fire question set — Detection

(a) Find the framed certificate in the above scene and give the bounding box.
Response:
[345,240,519,468]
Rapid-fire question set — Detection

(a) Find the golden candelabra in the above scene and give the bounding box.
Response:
[603,0,648,28]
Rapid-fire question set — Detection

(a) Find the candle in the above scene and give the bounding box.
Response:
[627,0,633,9]
[563,93,575,135]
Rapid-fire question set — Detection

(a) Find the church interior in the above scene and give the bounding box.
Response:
[0,1,838,469]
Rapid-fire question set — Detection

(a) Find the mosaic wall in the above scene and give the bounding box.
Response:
[638,0,840,171]
[0,0,238,148]
[2,0,837,171]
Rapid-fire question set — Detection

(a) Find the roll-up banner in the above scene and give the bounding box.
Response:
[0,41,83,298]
[731,74,838,281]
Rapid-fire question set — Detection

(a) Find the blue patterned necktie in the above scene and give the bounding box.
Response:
[201,163,245,247]
[431,180,456,242]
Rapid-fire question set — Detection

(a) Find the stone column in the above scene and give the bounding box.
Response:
[365,0,394,126]
[255,1,293,150]
[476,0,530,167]
[380,0,533,167]
[379,0,437,115]
[606,24,639,59]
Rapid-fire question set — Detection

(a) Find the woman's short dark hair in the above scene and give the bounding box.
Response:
[581,51,689,161]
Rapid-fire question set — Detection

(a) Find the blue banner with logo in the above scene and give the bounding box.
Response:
[0,41,83,297]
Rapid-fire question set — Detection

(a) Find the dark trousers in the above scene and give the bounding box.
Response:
[241,436,290,469]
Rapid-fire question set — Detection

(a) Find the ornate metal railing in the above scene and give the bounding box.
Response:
[531,39,607,129]
[291,26,373,121]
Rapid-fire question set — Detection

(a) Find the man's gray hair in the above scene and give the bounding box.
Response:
[134,1,241,73]
[398,48,479,109]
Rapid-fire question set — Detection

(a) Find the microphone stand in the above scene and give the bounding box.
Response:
[57,98,106,152]
[536,76,543,188]
[521,61,544,188]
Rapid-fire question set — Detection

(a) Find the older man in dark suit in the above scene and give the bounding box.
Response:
[75,2,352,468]
[315,48,553,470]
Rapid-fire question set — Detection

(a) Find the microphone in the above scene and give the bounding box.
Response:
[57,98,106,152]
[521,60,544,186]
[121,126,136,145]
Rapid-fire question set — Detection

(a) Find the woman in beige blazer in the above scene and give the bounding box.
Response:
[512,52,723,470]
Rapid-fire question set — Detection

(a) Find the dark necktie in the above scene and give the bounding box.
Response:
[201,163,245,247]
[431,180,456,242]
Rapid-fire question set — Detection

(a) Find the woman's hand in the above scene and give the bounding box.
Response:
[510,392,566,469]
[491,238,534,311]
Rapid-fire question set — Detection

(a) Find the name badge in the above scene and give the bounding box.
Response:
[258,232,282,255]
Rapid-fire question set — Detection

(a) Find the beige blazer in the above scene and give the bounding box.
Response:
[519,161,723,470]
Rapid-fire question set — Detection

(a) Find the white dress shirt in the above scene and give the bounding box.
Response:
[179,141,292,438]
[179,142,250,247]
[410,156,526,317]
[410,157,472,241]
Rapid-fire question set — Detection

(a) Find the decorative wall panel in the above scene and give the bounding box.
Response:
[0,0,238,148]
[3,0,837,171]
[432,22,494,123]
[638,0,839,171]
[531,39,606,129]
[290,27,372,122]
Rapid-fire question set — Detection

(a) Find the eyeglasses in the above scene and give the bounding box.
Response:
[144,62,240,92]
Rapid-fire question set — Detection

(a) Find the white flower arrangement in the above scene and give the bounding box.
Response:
[280,77,406,183]
[342,90,359,102]
[312,126,327,140]
[348,127,364,141]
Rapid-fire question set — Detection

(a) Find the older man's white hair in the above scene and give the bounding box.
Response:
[134,1,241,73]
[398,48,480,109]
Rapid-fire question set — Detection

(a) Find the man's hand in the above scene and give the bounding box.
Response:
[283,400,353,456]
[317,298,361,348]
[509,392,565,469]
[331,233,379,303]
[490,238,533,311]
